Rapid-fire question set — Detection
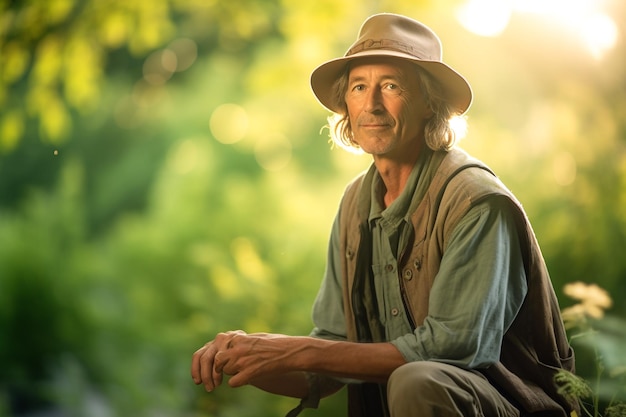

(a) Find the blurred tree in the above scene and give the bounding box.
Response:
[0,0,624,416]
[0,0,357,415]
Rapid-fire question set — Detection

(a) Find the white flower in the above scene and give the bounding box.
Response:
[563,282,613,319]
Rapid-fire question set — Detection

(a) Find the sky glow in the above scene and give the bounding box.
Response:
[456,0,619,59]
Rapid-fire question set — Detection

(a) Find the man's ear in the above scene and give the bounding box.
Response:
[424,106,435,119]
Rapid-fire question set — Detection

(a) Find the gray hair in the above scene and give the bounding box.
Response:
[327,63,463,152]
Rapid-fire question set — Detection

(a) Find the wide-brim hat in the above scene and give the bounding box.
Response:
[311,13,472,115]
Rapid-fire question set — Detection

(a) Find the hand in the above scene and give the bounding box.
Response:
[191,331,296,392]
[191,330,247,392]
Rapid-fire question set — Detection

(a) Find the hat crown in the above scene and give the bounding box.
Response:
[310,13,472,115]
[346,14,442,62]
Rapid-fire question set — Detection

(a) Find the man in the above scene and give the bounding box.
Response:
[191,13,578,417]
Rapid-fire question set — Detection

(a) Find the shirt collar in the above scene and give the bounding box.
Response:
[368,147,437,227]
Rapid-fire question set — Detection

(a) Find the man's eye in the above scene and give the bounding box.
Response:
[384,83,404,95]
[353,84,365,91]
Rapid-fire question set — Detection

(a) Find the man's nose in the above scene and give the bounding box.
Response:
[364,89,384,113]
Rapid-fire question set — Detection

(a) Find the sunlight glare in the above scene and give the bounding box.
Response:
[456,0,513,37]
[457,0,619,59]
[513,0,585,17]
[513,0,618,59]
[450,116,468,142]
[581,13,618,60]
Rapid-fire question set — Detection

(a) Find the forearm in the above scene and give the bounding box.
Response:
[297,337,406,383]
[246,336,406,390]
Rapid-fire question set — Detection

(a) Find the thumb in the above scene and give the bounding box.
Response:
[227,371,250,388]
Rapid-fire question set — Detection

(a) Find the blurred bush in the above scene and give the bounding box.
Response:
[0,0,624,416]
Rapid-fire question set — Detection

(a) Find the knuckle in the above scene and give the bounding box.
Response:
[193,347,205,358]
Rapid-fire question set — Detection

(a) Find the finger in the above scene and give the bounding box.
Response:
[212,351,226,386]
[228,372,246,388]
[194,342,221,392]
[202,347,220,392]
[220,343,254,387]
[191,344,209,384]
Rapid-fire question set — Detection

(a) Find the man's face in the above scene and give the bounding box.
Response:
[345,57,432,159]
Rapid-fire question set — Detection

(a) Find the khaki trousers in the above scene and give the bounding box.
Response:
[386,361,520,417]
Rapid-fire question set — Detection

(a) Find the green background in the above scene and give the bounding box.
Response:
[1,0,624,415]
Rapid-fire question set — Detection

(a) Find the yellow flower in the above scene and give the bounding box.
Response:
[563,282,613,319]
[561,304,588,329]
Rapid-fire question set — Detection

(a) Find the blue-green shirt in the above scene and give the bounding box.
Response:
[310,150,528,370]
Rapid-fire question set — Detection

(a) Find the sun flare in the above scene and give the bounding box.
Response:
[456,0,619,59]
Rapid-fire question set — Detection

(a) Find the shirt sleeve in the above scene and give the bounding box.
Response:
[390,195,528,368]
[309,213,348,341]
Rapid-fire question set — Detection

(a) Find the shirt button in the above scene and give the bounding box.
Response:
[391,308,400,316]
[403,269,413,281]
[414,259,422,271]
[385,264,394,272]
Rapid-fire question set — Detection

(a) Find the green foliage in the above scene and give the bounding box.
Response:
[557,283,626,417]
[1,0,625,416]
[555,369,593,405]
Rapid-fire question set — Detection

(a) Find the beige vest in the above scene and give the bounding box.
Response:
[338,148,577,416]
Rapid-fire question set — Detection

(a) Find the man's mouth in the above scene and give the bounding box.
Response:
[359,120,390,128]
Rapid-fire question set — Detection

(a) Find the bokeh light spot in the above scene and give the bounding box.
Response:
[168,38,198,72]
[254,133,292,172]
[143,50,174,85]
[160,49,178,73]
[209,103,249,144]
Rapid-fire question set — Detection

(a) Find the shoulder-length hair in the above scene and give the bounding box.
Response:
[326,63,463,153]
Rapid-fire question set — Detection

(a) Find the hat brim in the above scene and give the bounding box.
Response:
[310,50,473,115]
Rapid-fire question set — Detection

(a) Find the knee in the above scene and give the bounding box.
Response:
[387,362,520,417]
[387,361,469,417]
[388,361,447,399]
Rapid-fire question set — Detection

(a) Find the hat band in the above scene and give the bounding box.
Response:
[346,38,435,60]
